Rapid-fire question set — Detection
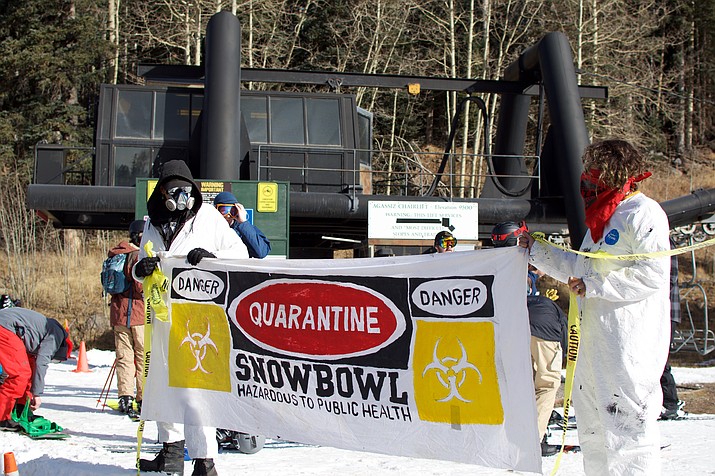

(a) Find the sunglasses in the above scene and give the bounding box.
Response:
[216,204,237,217]
[439,237,457,248]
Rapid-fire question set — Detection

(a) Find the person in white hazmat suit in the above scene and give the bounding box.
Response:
[519,140,671,476]
[132,159,249,476]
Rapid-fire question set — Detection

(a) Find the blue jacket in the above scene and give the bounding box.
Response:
[232,220,271,258]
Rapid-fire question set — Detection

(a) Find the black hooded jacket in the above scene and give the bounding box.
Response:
[146,160,203,225]
[146,160,203,249]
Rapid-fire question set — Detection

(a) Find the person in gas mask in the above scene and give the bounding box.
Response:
[133,160,248,476]
[519,140,670,475]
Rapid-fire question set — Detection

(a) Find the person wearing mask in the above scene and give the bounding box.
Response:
[0,306,71,430]
[423,230,457,254]
[519,139,671,475]
[213,191,271,259]
[107,219,146,419]
[133,160,248,476]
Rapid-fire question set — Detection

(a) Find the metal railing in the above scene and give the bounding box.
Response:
[671,236,715,355]
[255,144,541,200]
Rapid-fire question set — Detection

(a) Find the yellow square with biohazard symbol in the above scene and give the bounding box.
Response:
[413,320,503,425]
[168,302,231,392]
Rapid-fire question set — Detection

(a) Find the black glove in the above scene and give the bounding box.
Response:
[187,248,216,266]
[135,256,160,277]
[0,367,7,386]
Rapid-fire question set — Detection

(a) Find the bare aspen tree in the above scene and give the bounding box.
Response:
[472,0,491,197]
[685,17,695,155]
[458,0,477,198]
[108,0,120,84]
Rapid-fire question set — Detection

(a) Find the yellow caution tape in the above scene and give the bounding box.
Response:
[549,292,580,475]
[142,242,170,322]
[136,241,169,473]
[533,233,715,260]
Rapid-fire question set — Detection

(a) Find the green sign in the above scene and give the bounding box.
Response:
[135,179,290,258]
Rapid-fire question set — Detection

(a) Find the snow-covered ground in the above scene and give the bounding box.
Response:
[2,349,714,476]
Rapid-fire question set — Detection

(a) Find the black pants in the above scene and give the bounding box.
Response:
[660,362,679,410]
[660,325,679,410]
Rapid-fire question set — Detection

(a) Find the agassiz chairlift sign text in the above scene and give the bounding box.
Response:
[367,201,479,241]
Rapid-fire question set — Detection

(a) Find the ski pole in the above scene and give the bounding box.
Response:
[97,358,117,410]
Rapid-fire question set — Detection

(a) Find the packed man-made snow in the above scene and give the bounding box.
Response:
[1,349,714,475]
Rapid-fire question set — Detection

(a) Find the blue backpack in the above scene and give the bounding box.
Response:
[101,254,130,295]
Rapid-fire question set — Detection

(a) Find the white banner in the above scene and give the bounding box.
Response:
[142,247,541,473]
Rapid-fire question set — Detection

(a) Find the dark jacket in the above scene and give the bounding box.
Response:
[108,241,144,328]
[146,160,203,249]
[147,160,202,221]
[527,295,568,350]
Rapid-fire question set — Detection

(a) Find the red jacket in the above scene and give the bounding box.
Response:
[108,241,144,328]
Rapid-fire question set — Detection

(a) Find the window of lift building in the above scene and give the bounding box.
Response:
[115,90,152,139]
[113,146,152,186]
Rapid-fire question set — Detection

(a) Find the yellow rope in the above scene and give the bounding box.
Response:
[533,233,715,261]
[136,242,170,474]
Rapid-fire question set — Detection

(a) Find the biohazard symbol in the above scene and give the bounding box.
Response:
[179,318,218,374]
[422,338,482,403]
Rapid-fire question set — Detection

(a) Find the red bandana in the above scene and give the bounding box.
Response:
[581,169,652,242]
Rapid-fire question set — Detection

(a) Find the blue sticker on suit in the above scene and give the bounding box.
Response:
[604,229,619,245]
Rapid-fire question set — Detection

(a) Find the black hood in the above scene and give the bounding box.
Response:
[147,160,203,224]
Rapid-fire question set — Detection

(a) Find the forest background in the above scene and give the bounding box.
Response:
[1,0,715,356]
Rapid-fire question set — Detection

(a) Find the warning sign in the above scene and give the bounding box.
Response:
[367,201,478,241]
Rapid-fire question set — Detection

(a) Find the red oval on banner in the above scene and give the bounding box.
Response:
[234,281,402,358]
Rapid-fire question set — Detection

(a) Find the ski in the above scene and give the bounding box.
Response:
[547,410,577,430]
[660,414,715,421]
[103,398,141,422]
[105,444,161,453]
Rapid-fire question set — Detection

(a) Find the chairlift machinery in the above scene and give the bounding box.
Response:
[26,11,715,256]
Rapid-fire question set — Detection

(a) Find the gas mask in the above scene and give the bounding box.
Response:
[164,185,194,212]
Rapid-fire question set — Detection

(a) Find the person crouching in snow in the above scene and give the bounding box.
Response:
[519,139,671,475]
[133,159,249,476]
[0,306,72,430]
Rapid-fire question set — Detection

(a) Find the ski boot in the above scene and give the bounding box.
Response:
[139,439,185,475]
[191,458,218,476]
[118,395,134,414]
[540,435,560,457]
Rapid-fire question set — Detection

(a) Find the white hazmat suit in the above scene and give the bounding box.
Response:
[134,159,249,462]
[530,192,670,476]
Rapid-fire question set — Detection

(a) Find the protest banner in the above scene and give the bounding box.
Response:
[141,247,541,473]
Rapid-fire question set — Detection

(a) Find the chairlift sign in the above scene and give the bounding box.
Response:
[368,201,479,241]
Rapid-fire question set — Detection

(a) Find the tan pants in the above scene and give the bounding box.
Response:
[531,336,562,439]
[113,325,145,401]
